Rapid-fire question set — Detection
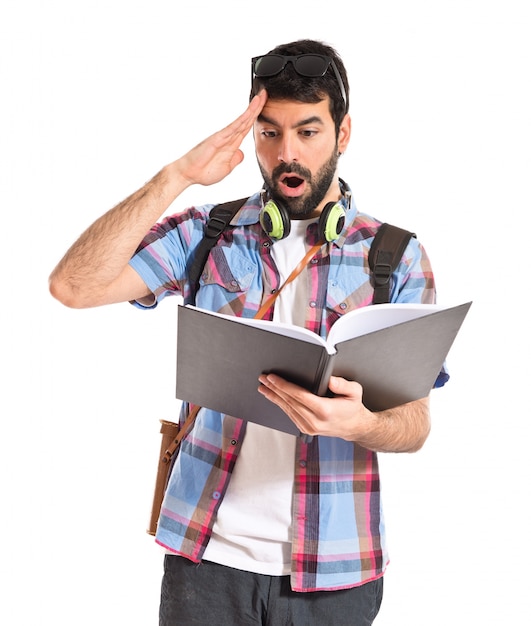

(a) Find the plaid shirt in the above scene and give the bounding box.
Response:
[129,185,441,592]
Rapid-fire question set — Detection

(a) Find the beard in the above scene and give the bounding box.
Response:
[258,147,340,218]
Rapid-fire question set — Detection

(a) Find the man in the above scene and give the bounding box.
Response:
[50,39,442,625]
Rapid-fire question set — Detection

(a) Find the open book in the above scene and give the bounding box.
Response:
[175,301,472,436]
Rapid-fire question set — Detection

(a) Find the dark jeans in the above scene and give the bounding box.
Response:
[160,555,383,625]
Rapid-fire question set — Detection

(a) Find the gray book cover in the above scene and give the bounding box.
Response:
[175,301,472,436]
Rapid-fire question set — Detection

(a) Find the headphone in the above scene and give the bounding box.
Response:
[259,186,348,242]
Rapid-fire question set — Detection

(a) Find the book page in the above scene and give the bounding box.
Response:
[185,303,457,354]
[186,306,328,348]
[327,303,448,346]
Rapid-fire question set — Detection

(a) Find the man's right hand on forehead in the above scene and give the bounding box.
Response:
[174,89,268,189]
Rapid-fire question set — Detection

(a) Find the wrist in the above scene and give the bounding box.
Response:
[162,160,194,198]
[345,406,378,444]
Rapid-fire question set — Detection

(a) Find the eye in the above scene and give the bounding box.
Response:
[260,129,278,138]
[299,129,318,138]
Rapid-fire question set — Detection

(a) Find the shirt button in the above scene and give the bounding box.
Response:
[299,460,307,468]
[230,280,238,287]
[339,302,347,310]
[309,301,316,308]
[230,439,238,446]
[213,491,221,500]
[311,258,318,264]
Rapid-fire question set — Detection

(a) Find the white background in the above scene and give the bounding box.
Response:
[1,1,530,624]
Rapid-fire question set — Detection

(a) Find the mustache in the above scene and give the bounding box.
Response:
[272,162,312,182]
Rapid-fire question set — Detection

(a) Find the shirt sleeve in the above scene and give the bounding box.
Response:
[127,207,210,309]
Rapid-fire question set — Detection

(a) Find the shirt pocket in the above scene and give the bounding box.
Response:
[325,271,374,315]
[199,245,258,295]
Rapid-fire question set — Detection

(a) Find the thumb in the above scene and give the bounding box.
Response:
[229,149,245,170]
[328,376,363,399]
[328,376,349,395]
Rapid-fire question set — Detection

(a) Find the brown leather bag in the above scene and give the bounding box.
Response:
[147,408,199,536]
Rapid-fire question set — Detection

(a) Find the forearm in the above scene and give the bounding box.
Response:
[49,162,188,308]
[351,397,431,453]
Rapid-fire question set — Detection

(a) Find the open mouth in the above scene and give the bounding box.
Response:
[282,175,304,188]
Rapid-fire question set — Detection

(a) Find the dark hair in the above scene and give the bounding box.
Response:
[251,39,349,135]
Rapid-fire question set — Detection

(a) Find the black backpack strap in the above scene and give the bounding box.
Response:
[368,223,416,305]
[188,197,249,304]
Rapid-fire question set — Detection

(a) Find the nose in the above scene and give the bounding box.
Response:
[278,135,298,163]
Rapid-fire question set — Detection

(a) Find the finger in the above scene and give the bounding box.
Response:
[258,373,305,395]
[258,374,359,438]
[259,374,324,412]
[216,90,267,144]
[258,375,317,432]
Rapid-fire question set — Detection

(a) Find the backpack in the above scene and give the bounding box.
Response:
[188,197,415,306]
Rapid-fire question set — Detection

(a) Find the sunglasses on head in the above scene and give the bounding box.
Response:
[251,53,347,109]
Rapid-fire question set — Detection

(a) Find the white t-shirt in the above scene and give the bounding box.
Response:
[202,219,315,575]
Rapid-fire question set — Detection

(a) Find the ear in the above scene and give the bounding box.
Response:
[338,113,351,154]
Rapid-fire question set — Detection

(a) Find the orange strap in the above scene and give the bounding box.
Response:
[162,404,201,463]
[255,241,323,319]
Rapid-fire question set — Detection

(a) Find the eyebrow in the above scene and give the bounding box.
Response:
[257,113,325,128]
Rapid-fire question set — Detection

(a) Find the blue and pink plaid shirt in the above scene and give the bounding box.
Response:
[129,184,443,592]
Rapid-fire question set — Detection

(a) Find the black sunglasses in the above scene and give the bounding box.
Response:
[251,54,347,109]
